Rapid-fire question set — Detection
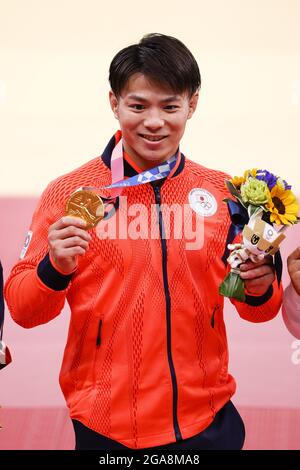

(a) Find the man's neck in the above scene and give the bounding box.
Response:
[123,145,175,173]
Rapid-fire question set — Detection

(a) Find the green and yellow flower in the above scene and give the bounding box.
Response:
[266,184,299,225]
[240,177,270,206]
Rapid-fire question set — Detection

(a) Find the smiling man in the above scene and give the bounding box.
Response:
[109,74,197,170]
[5,33,282,451]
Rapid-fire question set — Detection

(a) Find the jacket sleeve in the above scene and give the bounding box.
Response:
[230,277,283,323]
[282,282,300,338]
[4,181,73,329]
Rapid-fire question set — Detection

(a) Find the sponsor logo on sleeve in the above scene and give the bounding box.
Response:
[19,231,33,259]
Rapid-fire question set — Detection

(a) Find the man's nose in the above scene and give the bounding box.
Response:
[143,109,164,130]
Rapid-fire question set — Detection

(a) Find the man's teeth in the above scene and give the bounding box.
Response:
[142,135,165,141]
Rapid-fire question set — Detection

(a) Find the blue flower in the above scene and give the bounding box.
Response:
[256,169,278,189]
[283,179,292,190]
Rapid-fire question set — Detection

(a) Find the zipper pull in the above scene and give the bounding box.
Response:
[211,305,220,328]
[96,319,102,347]
[154,186,161,204]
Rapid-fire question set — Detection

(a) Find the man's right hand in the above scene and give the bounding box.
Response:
[287,246,300,296]
[48,216,92,274]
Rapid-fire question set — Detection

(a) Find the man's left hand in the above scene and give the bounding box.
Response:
[239,255,275,296]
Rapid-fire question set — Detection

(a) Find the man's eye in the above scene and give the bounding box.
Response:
[164,105,179,111]
[130,104,145,110]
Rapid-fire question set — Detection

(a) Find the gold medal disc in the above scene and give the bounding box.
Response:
[65,190,105,230]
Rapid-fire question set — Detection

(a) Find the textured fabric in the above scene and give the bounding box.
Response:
[4,133,283,449]
[72,400,245,450]
[245,285,274,307]
[37,253,74,291]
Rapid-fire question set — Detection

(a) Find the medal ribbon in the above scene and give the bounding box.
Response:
[79,136,180,198]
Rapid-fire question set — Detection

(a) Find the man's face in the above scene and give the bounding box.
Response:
[109,73,198,169]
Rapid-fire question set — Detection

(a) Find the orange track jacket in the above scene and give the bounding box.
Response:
[5,133,282,449]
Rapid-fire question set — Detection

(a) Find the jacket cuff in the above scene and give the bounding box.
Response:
[37,253,74,291]
[245,285,273,307]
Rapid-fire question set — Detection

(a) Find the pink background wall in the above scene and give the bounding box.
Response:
[1,197,300,449]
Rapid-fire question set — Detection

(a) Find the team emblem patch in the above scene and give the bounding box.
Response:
[188,188,217,217]
[20,231,33,259]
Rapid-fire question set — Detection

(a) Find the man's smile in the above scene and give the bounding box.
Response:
[139,133,167,142]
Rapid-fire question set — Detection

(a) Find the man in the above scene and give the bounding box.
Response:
[282,247,300,338]
[4,33,282,450]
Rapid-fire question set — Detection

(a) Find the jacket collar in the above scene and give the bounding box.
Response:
[101,132,185,178]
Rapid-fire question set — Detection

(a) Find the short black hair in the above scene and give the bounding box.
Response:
[109,33,201,98]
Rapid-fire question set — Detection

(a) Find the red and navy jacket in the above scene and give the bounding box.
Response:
[5,132,282,448]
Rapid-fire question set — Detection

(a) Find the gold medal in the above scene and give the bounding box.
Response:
[65,190,105,230]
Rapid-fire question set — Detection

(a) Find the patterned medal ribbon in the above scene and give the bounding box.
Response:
[65,137,180,228]
[82,138,180,193]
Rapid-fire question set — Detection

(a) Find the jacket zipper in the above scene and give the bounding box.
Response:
[96,318,102,347]
[211,304,220,328]
[152,182,182,442]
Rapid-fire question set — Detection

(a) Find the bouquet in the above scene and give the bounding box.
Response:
[219,168,299,301]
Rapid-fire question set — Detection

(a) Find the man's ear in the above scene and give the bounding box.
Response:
[109,90,119,119]
[187,91,199,119]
